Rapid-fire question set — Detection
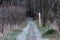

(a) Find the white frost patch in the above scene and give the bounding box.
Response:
[16,20,49,40]
[16,21,30,40]
[31,21,49,40]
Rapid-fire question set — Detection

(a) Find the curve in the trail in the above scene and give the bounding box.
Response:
[16,20,49,40]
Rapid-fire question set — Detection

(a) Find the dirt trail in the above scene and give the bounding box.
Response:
[16,19,49,40]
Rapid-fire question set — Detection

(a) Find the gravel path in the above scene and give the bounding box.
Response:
[16,20,49,40]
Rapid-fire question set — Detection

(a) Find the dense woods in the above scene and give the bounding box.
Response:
[40,0,60,31]
[0,0,60,33]
[0,0,28,33]
[38,1,60,39]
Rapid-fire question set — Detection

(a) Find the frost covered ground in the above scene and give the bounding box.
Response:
[16,19,49,40]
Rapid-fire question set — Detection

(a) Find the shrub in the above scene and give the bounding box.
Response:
[42,29,57,36]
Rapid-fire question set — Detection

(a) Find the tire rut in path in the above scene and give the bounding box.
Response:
[26,22,36,40]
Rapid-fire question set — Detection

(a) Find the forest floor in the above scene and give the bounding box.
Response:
[16,19,49,40]
[3,18,60,40]
[3,20,28,40]
[34,20,60,40]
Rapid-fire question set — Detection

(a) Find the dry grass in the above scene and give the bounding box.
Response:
[0,20,28,40]
[34,20,60,40]
[0,33,3,40]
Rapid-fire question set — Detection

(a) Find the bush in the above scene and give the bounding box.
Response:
[42,29,57,36]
